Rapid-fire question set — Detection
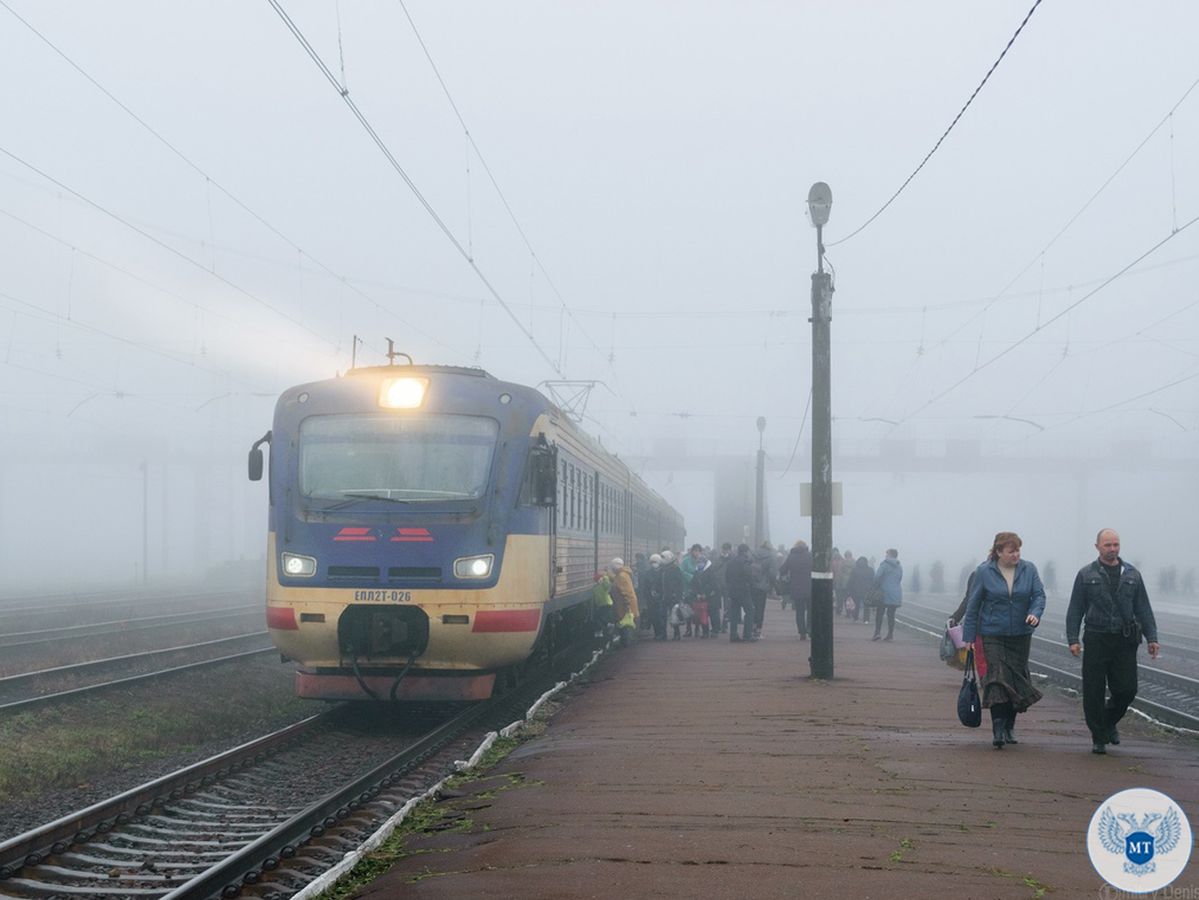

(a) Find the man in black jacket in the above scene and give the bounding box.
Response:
[1066,529,1160,755]
[725,544,756,643]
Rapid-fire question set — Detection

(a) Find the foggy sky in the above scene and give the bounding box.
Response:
[1,1,1197,589]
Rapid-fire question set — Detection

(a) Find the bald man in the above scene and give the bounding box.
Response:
[1066,529,1160,754]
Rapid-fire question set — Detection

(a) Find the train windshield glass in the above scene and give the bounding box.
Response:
[299,414,499,503]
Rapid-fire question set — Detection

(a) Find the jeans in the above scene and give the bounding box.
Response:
[873,606,896,638]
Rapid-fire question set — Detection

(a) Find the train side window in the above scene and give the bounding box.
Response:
[520,441,557,507]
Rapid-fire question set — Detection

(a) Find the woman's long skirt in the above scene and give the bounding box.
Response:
[979,633,1043,712]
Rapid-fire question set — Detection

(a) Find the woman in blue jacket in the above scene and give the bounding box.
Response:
[962,532,1046,749]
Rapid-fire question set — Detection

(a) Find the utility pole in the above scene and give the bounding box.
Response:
[754,417,766,547]
[807,182,835,679]
[140,459,149,585]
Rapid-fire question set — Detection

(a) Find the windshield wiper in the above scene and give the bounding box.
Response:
[314,492,414,511]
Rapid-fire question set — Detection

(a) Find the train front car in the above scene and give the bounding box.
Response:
[251,365,559,702]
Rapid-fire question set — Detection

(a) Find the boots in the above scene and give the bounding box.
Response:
[991,717,1005,749]
[1003,712,1018,744]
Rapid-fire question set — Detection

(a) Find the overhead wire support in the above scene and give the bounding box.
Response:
[266,0,563,378]
[829,0,1044,249]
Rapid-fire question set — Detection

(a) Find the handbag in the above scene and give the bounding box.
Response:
[956,647,982,728]
[865,586,884,608]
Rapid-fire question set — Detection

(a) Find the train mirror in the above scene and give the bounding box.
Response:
[248,447,263,481]
[248,430,271,482]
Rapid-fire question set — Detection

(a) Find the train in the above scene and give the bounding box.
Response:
[248,359,684,701]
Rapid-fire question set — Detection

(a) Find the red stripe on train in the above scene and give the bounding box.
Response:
[471,609,541,633]
[266,606,298,630]
[334,527,376,542]
[390,527,433,543]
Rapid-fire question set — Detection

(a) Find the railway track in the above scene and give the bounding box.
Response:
[0,632,275,712]
[0,645,279,714]
[903,596,1199,677]
[0,641,598,899]
[895,602,1199,732]
[0,590,255,628]
[0,605,263,652]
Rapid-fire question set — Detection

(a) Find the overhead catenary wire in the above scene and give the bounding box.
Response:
[828,0,1044,248]
[393,0,635,407]
[926,71,1199,353]
[861,70,1199,428]
[0,144,338,350]
[0,0,448,358]
[266,0,563,378]
[899,212,1199,424]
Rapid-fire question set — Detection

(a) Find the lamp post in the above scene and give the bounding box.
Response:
[807,182,835,679]
[754,416,766,547]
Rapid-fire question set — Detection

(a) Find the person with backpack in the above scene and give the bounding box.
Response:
[725,543,756,642]
[779,540,813,639]
[750,540,778,639]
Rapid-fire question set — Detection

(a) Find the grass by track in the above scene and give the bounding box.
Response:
[0,654,309,807]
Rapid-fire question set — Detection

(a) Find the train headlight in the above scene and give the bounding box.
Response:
[282,552,317,577]
[453,554,494,579]
[378,377,428,409]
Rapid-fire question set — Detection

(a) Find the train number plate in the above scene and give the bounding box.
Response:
[352,590,413,603]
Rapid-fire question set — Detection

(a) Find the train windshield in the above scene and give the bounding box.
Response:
[298,414,499,504]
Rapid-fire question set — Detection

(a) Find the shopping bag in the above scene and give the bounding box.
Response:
[957,648,982,728]
[939,627,956,662]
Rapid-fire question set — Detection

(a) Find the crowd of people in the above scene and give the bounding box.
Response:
[593,540,905,646]
[595,525,1162,756]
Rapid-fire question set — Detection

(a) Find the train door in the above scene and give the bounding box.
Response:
[526,434,559,598]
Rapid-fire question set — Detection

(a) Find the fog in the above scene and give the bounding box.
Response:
[1,1,1197,594]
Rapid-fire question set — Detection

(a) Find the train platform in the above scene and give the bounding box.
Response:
[351,614,1199,899]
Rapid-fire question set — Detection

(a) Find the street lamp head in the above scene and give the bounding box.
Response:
[807,182,832,227]
[756,416,766,433]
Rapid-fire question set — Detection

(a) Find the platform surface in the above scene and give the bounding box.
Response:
[352,611,1199,899]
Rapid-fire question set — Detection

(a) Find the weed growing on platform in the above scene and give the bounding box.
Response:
[984,866,1050,898]
[315,730,551,900]
[889,838,913,863]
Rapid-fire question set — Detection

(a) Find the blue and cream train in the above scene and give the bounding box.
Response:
[248,362,684,701]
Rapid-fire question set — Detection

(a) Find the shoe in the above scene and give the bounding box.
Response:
[872,635,881,641]
[883,635,893,642]
[1092,742,1107,755]
[729,634,741,643]
[992,719,1005,749]
[1108,725,1121,745]
[799,634,808,641]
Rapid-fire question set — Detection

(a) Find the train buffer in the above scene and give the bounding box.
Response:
[345,619,1198,897]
